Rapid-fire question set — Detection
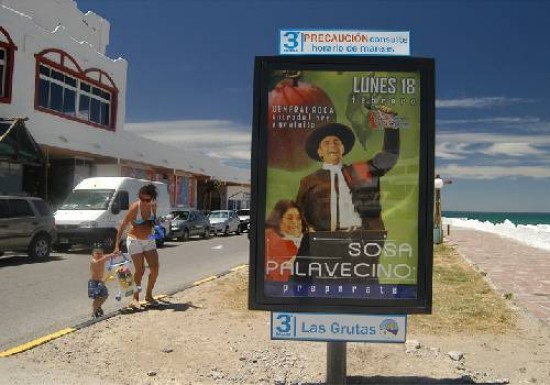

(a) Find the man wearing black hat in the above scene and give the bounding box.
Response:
[296,121,399,233]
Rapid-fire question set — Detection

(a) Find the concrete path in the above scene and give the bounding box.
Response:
[447,227,550,326]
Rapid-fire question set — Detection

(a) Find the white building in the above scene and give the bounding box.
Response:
[0,0,250,209]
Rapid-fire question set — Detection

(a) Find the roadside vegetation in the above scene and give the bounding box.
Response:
[221,243,517,335]
[409,243,517,335]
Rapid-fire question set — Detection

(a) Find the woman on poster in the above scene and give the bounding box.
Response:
[265,200,307,282]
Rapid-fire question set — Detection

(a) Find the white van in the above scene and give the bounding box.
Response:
[54,177,170,252]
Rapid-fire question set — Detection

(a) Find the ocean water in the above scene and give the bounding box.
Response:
[442,211,550,252]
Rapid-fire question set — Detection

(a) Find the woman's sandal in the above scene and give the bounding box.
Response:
[127,299,141,309]
[144,298,161,308]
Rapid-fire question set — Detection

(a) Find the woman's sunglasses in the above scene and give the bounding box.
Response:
[140,197,152,203]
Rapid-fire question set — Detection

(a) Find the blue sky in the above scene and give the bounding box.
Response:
[79,0,550,213]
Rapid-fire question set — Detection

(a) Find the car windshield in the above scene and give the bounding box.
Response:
[172,211,190,220]
[209,211,228,219]
[237,209,250,215]
[59,189,114,210]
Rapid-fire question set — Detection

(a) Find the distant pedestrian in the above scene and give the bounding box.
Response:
[88,242,114,318]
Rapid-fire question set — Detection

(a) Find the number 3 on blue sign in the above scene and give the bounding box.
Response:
[282,32,300,51]
[275,314,292,333]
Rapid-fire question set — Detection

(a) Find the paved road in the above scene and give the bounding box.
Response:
[0,233,249,351]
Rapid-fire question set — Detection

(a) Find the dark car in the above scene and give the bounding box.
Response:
[0,196,57,259]
[166,209,210,241]
[237,208,251,232]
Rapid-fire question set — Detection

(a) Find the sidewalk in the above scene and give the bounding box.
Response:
[447,227,550,326]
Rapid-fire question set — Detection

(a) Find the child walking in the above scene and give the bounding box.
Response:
[88,242,116,318]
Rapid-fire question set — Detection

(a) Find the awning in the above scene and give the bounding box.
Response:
[0,118,45,166]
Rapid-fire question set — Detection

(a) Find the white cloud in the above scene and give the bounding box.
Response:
[436,131,550,179]
[124,120,252,165]
[436,97,530,109]
[436,132,550,159]
[437,164,550,180]
[438,116,541,125]
[484,142,543,157]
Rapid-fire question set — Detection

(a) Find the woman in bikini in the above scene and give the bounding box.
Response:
[114,184,160,308]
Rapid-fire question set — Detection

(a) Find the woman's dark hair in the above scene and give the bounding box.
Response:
[139,184,158,199]
[266,199,307,235]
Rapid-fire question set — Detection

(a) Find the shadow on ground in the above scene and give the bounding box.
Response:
[119,299,200,314]
[0,255,65,268]
[297,376,498,384]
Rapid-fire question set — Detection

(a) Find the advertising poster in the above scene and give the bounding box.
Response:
[249,56,435,313]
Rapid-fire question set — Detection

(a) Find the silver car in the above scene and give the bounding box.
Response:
[208,210,241,236]
[166,209,210,241]
[0,196,57,259]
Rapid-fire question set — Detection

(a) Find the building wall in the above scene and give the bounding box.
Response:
[93,163,120,177]
[0,1,127,146]
[0,0,109,54]
[1,0,249,207]
[226,185,251,210]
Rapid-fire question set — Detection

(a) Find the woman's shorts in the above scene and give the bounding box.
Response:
[126,236,156,255]
[88,280,108,299]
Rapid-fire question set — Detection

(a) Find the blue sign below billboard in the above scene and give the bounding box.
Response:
[271,312,407,342]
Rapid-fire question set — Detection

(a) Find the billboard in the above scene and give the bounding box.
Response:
[249,56,435,313]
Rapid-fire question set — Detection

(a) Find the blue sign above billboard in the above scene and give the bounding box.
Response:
[280,30,410,56]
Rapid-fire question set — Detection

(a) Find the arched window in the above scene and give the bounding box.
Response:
[35,49,118,131]
[0,27,17,104]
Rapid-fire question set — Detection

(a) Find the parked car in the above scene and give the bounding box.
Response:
[0,196,57,259]
[166,209,210,241]
[208,210,241,236]
[236,208,251,232]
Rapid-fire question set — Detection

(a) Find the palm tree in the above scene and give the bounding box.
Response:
[205,179,222,211]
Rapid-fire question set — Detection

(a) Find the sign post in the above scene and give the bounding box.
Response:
[327,341,346,385]
[250,30,435,384]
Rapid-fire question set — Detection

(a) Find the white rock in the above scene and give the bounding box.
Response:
[448,351,464,361]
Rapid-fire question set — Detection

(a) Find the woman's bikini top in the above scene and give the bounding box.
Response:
[133,201,156,226]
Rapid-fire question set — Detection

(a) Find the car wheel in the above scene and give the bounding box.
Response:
[178,229,190,242]
[28,234,51,259]
[101,231,117,253]
[203,228,210,239]
[54,244,71,253]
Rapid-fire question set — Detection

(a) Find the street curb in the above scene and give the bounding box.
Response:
[0,264,249,357]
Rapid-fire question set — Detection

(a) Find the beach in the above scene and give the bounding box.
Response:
[1,227,550,385]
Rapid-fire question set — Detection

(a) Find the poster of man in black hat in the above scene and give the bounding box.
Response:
[250,56,435,313]
[297,121,399,233]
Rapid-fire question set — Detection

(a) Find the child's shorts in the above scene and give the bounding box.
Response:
[88,280,108,299]
[126,236,156,255]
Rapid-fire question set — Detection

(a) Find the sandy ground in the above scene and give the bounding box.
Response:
[2,264,550,385]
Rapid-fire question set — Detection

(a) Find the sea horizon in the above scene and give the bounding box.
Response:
[443,210,550,226]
